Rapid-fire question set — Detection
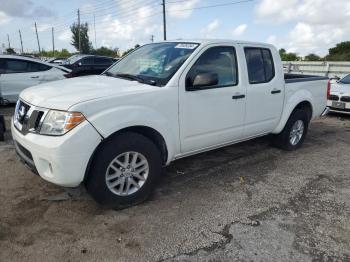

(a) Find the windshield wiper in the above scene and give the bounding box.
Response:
[115,73,146,84]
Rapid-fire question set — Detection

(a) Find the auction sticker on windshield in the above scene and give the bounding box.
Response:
[175,43,199,49]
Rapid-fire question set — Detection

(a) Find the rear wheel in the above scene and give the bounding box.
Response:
[86,132,162,209]
[272,109,309,151]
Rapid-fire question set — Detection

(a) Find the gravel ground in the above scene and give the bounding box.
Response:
[0,106,349,262]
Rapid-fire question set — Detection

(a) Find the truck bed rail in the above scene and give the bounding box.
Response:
[285,73,328,83]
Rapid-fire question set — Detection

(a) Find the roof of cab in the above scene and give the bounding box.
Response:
[157,39,275,48]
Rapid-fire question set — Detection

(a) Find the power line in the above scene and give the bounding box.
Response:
[167,0,254,13]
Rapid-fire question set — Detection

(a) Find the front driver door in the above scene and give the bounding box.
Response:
[179,45,246,154]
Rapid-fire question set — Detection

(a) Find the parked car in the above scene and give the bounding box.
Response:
[62,55,117,77]
[12,40,329,209]
[327,74,350,114]
[0,55,71,103]
[48,57,66,65]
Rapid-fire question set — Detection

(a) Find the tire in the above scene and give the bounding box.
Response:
[272,109,309,151]
[86,132,162,209]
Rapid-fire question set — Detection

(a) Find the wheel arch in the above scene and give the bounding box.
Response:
[83,125,169,183]
[273,96,314,134]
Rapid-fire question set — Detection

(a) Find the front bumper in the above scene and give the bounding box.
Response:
[11,119,102,187]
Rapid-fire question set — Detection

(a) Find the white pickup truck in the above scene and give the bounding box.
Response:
[11,40,329,208]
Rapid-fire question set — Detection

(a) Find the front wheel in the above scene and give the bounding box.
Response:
[272,109,309,151]
[86,132,162,209]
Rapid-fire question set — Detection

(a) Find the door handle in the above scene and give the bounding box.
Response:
[31,76,39,79]
[232,94,245,99]
[271,89,281,94]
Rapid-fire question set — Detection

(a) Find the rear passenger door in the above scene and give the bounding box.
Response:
[242,46,284,137]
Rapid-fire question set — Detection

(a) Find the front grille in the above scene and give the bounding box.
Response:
[340,96,350,102]
[14,100,47,135]
[328,94,339,101]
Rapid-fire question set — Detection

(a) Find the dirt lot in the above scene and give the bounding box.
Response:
[0,106,349,262]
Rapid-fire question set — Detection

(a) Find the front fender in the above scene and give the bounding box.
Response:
[86,105,178,164]
[272,89,314,134]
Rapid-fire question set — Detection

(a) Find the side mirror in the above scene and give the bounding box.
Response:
[78,62,82,67]
[186,73,218,91]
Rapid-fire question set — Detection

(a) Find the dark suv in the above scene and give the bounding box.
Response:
[63,55,118,77]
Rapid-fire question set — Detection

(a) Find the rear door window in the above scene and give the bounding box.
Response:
[244,47,275,84]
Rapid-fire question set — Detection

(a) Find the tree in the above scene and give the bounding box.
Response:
[279,48,298,61]
[40,48,73,58]
[326,41,350,61]
[92,46,119,57]
[123,44,140,56]
[70,22,93,54]
[304,53,321,61]
[5,48,16,54]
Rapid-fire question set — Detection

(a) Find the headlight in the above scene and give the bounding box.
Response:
[40,110,85,136]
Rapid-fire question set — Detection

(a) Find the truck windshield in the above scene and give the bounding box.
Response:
[339,74,350,84]
[105,42,199,86]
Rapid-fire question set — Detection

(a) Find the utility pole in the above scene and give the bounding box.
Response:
[162,0,167,40]
[18,30,24,54]
[78,9,81,53]
[150,35,154,43]
[52,27,55,56]
[94,14,97,49]
[34,22,41,54]
[7,34,11,49]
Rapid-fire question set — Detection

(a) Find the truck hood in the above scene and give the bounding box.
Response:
[20,75,158,110]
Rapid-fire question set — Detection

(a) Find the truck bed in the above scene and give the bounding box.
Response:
[285,73,328,83]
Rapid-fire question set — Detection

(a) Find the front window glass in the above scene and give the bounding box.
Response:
[106,42,199,86]
[186,46,238,88]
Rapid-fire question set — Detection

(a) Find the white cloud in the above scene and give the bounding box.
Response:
[0,11,11,25]
[266,35,277,45]
[167,0,200,19]
[32,23,50,32]
[254,0,350,56]
[200,19,220,37]
[232,24,247,36]
[93,1,162,50]
[81,3,95,14]
[58,30,71,41]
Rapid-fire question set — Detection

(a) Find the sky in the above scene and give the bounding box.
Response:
[0,0,349,56]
